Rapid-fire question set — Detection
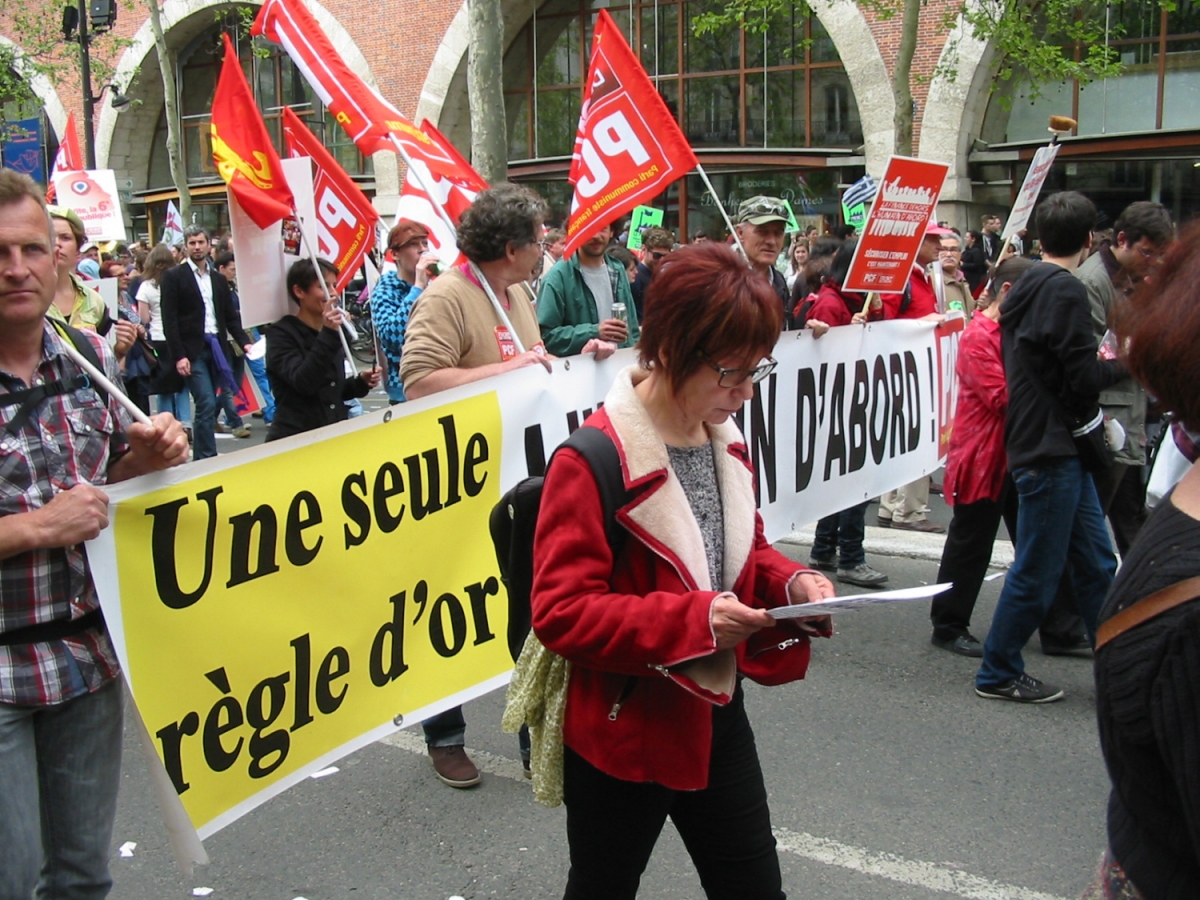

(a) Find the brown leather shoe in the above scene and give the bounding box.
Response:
[429,745,481,788]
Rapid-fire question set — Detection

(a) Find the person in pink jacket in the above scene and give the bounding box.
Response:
[532,242,834,900]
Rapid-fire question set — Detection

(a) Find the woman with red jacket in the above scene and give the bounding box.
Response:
[930,257,1034,655]
[531,242,834,900]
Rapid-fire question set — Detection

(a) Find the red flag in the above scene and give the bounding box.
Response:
[210,34,295,229]
[45,111,83,202]
[563,9,697,258]
[393,119,487,268]
[281,107,380,292]
[251,0,471,182]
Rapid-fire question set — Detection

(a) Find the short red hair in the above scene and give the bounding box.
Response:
[1119,221,1200,431]
[638,242,783,386]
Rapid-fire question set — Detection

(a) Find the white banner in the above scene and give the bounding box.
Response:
[85,318,960,841]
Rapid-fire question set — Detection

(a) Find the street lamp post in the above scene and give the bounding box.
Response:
[76,0,95,168]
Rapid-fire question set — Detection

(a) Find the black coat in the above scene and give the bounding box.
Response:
[265,315,369,441]
[160,261,251,366]
[1000,263,1127,469]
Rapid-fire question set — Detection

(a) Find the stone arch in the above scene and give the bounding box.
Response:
[0,36,69,141]
[96,0,397,196]
[417,0,896,174]
[918,13,995,215]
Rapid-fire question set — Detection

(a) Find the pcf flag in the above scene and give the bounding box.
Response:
[46,111,83,202]
[282,106,380,292]
[210,33,295,229]
[251,0,470,183]
[563,9,696,258]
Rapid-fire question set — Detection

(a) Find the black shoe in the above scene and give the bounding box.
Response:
[1040,636,1093,657]
[975,673,1064,703]
[837,563,889,588]
[808,556,837,572]
[931,633,983,658]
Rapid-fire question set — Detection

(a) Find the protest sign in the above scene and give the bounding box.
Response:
[88,319,960,840]
[626,205,664,250]
[1001,143,1061,243]
[52,168,127,241]
[781,199,801,233]
[843,157,947,294]
[46,111,82,202]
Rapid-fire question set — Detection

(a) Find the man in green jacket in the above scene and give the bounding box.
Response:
[537,222,640,356]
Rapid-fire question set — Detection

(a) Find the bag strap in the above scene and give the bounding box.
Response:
[1095,575,1200,650]
[560,425,630,552]
[49,320,110,410]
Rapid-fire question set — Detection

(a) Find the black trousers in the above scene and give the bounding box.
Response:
[1093,462,1148,557]
[933,477,1084,643]
[562,685,784,900]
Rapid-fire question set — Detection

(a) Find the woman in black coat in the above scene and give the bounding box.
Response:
[266,258,381,442]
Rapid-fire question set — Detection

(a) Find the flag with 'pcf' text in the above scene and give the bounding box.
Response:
[282,106,380,293]
[563,9,696,258]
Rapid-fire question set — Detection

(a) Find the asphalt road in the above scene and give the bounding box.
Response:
[106,474,1110,900]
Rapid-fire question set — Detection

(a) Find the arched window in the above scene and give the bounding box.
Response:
[147,21,370,192]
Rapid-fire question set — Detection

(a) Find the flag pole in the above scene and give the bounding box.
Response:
[387,135,524,351]
[297,224,357,365]
[694,163,747,258]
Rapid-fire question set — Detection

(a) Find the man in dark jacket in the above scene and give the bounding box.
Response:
[975,191,1128,704]
[160,225,252,460]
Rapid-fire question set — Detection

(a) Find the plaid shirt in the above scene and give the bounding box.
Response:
[0,321,132,707]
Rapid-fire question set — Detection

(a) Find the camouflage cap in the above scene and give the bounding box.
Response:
[736,195,788,226]
[46,204,86,237]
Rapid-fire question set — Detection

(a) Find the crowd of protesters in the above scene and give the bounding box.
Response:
[4,160,1199,899]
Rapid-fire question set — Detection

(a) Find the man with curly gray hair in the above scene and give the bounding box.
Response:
[400,183,553,788]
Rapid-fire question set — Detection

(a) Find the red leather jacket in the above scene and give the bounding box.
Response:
[943,314,1007,506]
[531,367,823,790]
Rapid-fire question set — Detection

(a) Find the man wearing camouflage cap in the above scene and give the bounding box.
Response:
[735,195,792,327]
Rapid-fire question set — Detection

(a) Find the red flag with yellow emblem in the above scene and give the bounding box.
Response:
[210,33,295,229]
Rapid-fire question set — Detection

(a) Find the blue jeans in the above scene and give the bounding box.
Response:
[155,390,191,425]
[810,501,868,569]
[423,706,466,747]
[245,355,275,423]
[216,351,244,429]
[185,344,219,460]
[0,678,123,900]
[977,458,1117,687]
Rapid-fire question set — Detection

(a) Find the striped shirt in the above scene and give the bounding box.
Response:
[0,321,131,707]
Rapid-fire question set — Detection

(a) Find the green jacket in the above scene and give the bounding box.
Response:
[537,253,639,356]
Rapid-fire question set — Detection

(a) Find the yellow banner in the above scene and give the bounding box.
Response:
[112,394,510,833]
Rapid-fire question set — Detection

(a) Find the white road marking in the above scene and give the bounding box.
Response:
[379,731,1070,900]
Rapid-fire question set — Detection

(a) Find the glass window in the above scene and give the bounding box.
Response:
[1163,38,1200,128]
[536,88,581,156]
[505,0,857,160]
[684,0,740,73]
[684,75,740,146]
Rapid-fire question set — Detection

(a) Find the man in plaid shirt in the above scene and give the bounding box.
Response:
[0,169,189,899]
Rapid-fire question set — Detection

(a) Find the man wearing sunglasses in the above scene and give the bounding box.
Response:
[734,196,793,328]
[631,227,674,320]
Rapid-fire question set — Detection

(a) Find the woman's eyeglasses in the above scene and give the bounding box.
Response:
[700,353,777,388]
